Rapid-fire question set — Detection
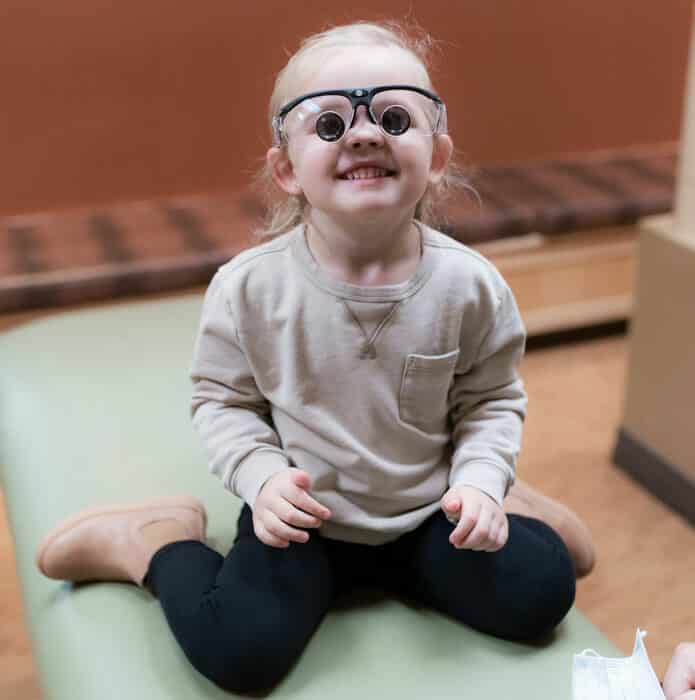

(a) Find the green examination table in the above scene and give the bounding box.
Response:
[0,294,618,699]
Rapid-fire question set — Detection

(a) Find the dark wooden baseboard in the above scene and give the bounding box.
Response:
[613,427,695,526]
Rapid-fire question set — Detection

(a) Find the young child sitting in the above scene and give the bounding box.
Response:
[37,21,595,693]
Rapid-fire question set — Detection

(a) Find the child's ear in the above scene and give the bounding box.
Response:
[266,147,303,196]
[428,134,453,186]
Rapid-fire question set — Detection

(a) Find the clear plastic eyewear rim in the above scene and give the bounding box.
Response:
[271,84,448,146]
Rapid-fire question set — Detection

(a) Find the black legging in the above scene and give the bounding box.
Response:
[146,506,575,693]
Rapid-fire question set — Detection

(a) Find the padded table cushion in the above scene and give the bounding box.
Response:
[0,295,618,699]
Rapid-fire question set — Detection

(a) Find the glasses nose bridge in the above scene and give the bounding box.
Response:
[347,93,379,134]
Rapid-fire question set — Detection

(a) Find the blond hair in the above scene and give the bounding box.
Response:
[256,20,468,238]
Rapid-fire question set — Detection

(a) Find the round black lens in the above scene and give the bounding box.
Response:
[380,105,411,136]
[316,112,345,142]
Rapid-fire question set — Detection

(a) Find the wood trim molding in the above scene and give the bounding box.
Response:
[613,427,695,526]
[675,12,695,235]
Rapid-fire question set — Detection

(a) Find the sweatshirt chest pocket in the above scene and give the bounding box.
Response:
[399,349,460,431]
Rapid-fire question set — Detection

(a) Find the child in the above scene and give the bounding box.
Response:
[37,21,594,693]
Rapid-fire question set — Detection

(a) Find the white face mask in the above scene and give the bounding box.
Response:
[572,629,666,700]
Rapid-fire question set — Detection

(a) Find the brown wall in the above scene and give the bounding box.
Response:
[1,0,692,216]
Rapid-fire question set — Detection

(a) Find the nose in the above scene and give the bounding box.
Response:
[344,105,384,148]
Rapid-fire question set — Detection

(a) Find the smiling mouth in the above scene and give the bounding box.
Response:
[339,167,397,180]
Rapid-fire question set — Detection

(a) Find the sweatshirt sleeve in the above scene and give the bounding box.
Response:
[190,272,290,507]
[447,283,528,505]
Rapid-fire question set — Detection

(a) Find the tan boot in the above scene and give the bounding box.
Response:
[36,495,207,586]
[505,480,596,578]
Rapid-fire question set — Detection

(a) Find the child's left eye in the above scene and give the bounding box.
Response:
[380,106,411,135]
[373,91,436,131]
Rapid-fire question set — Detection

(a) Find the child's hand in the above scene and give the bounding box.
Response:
[663,642,695,700]
[441,485,508,552]
[253,468,331,548]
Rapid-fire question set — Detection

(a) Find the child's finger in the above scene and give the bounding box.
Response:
[289,469,312,490]
[285,485,331,520]
[442,493,461,515]
[277,499,322,528]
[486,512,508,551]
[493,513,507,547]
[265,511,310,544]
[461,506,493,550]
[450,504,479,547]
[486,522,501,551]
[255,522,289,549]
[495,518,509,549]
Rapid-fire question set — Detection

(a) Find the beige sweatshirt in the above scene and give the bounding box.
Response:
[190,223,527,545]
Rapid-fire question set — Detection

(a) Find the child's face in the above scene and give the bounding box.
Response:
[268,46,453,228]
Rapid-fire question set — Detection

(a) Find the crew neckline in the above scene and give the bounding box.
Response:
[291,222,437,302]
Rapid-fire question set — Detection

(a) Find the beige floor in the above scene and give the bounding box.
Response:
[1,317,694,698]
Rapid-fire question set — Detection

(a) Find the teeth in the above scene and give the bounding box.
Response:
[345,167,389,180]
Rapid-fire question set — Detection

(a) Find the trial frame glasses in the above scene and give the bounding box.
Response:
[271,84,448,146]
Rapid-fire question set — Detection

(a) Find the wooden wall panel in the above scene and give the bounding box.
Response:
[1,1,692,215]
